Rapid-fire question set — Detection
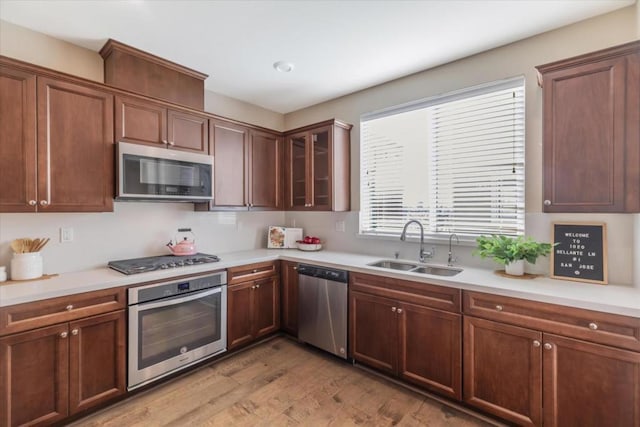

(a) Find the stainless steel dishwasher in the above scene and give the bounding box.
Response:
[297,264,348,359]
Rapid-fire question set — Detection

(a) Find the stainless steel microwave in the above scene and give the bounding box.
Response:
[117,142,214,202]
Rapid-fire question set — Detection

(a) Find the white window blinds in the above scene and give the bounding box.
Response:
[360,77,525,240]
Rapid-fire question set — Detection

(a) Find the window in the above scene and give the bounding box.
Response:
[360,77,525,240]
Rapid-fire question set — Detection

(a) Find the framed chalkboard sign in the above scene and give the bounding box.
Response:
[551,222,607,285]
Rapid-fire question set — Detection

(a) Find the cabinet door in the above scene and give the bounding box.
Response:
[115,96,167,147]
[68,311,125,415]
[37,77,114,212]
[399,303,461,400]
[167,109,208,153]
[285,131,309,209]
[248,130,281,209]
[310,126,332,210]
[349,291,397,375]
[227,281,255,350]
[543,334,640,427]
[253,276,280,338]
[0,323,69,427]
[210,119,248,208]
[280,261,299,336]
[0,66,37,212]
[542,56,627,212]
[463,316,542,427]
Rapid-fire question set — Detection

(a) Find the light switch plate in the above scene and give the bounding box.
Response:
[60,227,74,243]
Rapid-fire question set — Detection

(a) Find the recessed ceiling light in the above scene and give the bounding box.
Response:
[273,61,294,73]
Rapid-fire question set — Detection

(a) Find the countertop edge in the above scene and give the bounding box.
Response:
[1,249,639,318]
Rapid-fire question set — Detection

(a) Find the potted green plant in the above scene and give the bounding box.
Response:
[474,235,555,276]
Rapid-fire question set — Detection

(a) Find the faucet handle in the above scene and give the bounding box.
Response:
[394,251,400,259]
[420,247,435,261]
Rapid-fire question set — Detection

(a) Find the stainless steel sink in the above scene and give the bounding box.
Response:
[367,260,418,271]
[410,265,462,276]
[368,260,463,276]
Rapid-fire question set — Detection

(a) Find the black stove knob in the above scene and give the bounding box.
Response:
[160,264,169,269]
[178,261,185,266]
[186,259,194,265]
[169,262,176,267]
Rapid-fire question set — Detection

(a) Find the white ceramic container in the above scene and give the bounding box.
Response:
[11,253,43,280]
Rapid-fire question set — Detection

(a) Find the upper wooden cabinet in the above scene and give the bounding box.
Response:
[197,119,282,211]
[115,95,208,154]
[0,60,114,213]
[284,119,351,211]
[536,41,640,212]
[101,39,207,110]
[0,66,37,213]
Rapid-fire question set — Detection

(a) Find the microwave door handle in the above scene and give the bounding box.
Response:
[135,287,223,311]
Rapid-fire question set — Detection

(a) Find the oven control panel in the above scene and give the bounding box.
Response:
[128,271,227,305]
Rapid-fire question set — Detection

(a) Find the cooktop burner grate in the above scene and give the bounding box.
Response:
[108,253,220,275]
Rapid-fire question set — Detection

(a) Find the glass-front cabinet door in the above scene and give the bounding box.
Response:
[288,132,308,208]
[311,126,332,209]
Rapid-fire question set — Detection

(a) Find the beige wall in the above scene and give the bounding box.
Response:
[0,20,103,81]
[0,20,284,131]
[284,4,640,286]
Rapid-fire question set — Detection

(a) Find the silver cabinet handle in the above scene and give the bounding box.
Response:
[256,284,261,289]
[533,340,541,347]
[293,266,298,270]
[543,343,553,350]
[162,139,168,145]
[40,200,49,206]
[66,304,73,311]
[251,285,256,290]
[252,269,258,273]
[28,200,37,206]
[71,329,78,336]
[397,308,403,314]
[495,305,503,311]
[544,200,551,206]
[391,307,397,312]
[168,141,175,146]
[60,331,68,338]
[588,322,598,330]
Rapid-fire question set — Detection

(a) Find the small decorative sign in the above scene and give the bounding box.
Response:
[551,222,607,285]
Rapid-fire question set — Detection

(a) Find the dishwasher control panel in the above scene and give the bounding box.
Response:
[297,264,348,283]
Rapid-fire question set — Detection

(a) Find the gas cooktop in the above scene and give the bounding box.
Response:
[108,253,220,275]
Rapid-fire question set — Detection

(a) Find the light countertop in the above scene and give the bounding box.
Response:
[1,249,639,318]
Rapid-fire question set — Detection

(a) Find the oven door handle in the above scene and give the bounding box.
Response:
[135,286,224,311]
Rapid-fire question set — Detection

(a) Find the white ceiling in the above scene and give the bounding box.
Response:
[0,0,635,113]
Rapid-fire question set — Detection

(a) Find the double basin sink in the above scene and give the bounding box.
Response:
[368,260,462,277]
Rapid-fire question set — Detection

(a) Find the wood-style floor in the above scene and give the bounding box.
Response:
[72,337,495,426]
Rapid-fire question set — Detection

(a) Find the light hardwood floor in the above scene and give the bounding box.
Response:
[72,337,495,426]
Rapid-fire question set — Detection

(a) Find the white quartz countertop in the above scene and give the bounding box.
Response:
[1,249,639,318]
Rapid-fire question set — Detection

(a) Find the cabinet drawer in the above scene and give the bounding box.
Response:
[0,287,126,336]
[463,291,640,351]
[350,272,460,313]
[227,261,279,285]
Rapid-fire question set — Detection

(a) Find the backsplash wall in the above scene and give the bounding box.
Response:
[285,211,638,288]
[0,203,285,275]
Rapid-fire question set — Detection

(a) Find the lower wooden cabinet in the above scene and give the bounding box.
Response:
[464,316,542,426]
[0,310,125,427]
[464,316,640,427]
[280,261,299,336]
[227,275,280,350]
[350,277,462,400]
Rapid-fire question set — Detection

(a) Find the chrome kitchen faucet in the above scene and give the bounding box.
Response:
[400,220,434,263]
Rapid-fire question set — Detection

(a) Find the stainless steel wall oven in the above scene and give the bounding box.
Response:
[127,271,227,389]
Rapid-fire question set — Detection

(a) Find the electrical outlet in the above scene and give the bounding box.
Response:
[335,220,346,232]
[60,227,74,243]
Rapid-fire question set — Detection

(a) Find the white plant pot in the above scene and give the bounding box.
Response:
[505,260,525,276]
